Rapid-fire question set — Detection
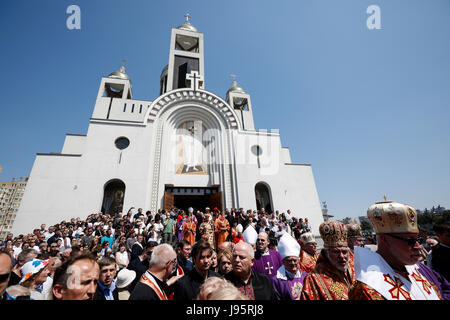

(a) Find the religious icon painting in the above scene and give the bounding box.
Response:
[175,120,208,175]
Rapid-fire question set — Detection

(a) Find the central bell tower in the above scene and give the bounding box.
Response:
[162,14,205,94]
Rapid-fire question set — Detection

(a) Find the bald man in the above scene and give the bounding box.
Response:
[252,232,283,280]
[225,241,275,300]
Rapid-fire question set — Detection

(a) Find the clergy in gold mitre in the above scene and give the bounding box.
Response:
[345,223,363,276]
[346,224,364,252]
[298,233,319,273]
[300,220,355,300]
[349,201,448,300]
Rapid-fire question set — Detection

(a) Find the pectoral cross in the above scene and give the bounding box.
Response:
[264,261,274,275]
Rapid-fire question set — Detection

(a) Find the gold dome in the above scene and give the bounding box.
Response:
[108,65,130,81]
[227,80,246,94]
[177,13,198,32]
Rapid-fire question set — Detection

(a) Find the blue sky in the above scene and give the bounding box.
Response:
[1,0,449,220]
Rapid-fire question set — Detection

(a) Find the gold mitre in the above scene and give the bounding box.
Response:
[346,224,362,238]
[367,201,418,234]
[319,220,347,247]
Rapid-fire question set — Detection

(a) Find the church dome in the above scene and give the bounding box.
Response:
[108,65,130,81]
[227,80,246,94]
[177,14,198,32]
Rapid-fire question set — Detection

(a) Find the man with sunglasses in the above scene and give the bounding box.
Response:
[350,201,448,300]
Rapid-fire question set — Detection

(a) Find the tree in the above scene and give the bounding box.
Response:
[360,220,373,235]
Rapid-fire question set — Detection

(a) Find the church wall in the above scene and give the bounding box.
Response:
[92,96,152,123]
[281,147,291,163]
[61,134,86,154]
[108,98,152,122]
[232,131,323,236]
[277,164,323,236]
[11,155,82,235]
[91,97,111,119]
[75,122,155,213]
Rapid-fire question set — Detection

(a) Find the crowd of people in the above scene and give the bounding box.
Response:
[0,202,448,301]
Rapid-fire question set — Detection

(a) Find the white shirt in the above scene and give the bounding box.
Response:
[116,251,129,266]
[153,223,164,236]
[44,232,54,241]
[13,245,22,259]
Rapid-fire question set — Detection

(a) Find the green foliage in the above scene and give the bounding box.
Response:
[418,210,450,233]
[360,219,374,235]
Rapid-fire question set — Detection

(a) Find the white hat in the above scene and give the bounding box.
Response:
[20,258,49,284]
[115,268,136,289]
[300,232,316,245]
[243,225,258,244]
[188,207,194,213]
[277,233,300,260]
[236,224,243,233]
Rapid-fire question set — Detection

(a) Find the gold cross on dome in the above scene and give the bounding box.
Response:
[383,195,387,201]
[184,13,191,22]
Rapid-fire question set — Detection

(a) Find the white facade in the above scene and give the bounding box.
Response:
[12,19,324,236]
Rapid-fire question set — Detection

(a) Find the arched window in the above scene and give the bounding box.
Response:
[101,179,125,216]
[255,182,273,213]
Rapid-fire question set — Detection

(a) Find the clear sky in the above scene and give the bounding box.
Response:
[1,0,449,220]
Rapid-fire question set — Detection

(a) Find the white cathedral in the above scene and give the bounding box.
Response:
[12,17,324,236]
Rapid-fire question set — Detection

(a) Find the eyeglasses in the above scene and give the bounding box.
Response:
[167,258,177,266]
[386,234,422,246]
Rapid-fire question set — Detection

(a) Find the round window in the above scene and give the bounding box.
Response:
[251,145,262,156]
[115,137,130,150]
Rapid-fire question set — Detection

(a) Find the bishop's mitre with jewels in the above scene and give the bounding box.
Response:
[367,201,419,234]
[319,220,348,247]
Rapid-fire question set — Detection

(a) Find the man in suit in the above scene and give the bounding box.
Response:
[94,257,118,300]
[127,241,158,291]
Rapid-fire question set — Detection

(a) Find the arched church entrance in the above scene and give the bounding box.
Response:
[255,182,273,213]
[164,185,222,213]
[101,179,125,216]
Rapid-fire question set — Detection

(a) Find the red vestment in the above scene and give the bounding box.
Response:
[214,217,229,248]
[301,251,355,300]
[299,249,319,273]
[182,221,196,245]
